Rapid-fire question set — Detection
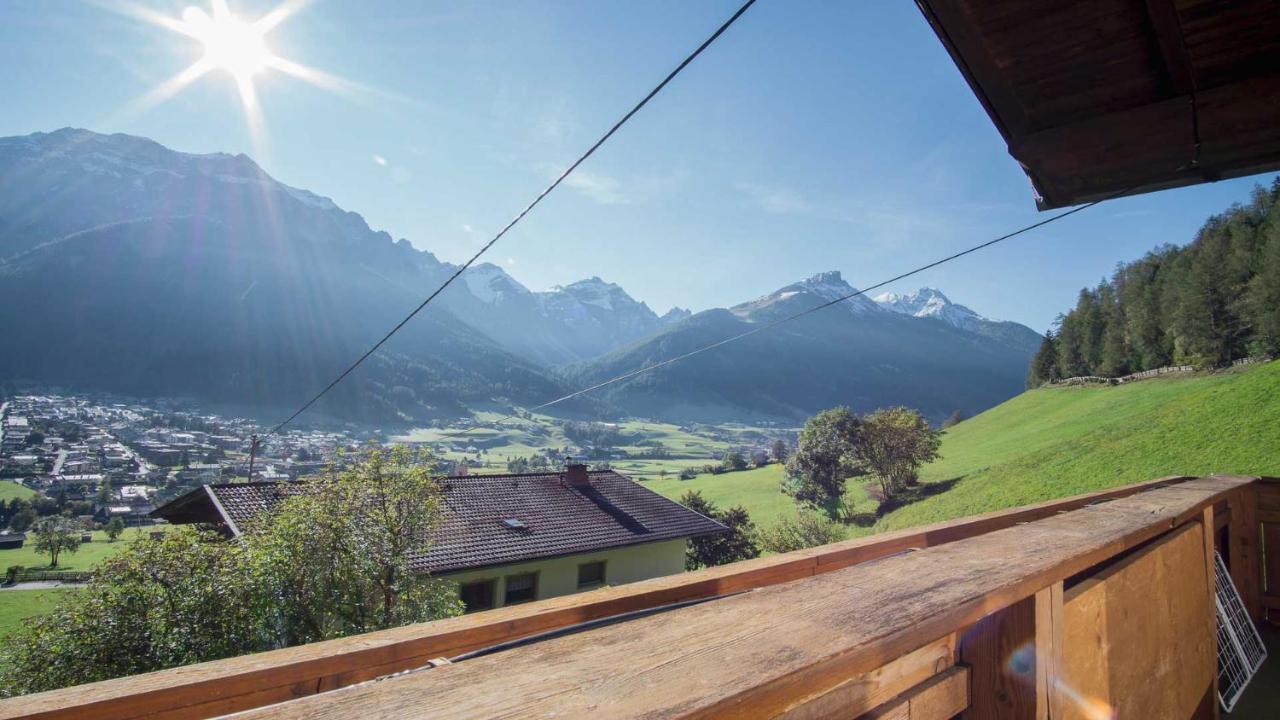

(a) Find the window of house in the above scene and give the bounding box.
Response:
[459,579,495,612]
[577,561,606,589]
[503,572,537,605]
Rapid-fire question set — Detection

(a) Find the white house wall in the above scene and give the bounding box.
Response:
[442,538,688,609]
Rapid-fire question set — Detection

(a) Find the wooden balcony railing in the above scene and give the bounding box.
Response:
[2,475,1270,720]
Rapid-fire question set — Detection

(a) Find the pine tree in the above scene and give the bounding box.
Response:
[1027,330,1060,386]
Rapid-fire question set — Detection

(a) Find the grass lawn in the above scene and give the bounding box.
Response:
[0,588,80,640]
[878,361,1280,530]
[645,362,1280,539]
[0,529,148,572]
[0,481,35,501]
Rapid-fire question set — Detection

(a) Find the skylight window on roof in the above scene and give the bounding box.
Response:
[502,518,527,530]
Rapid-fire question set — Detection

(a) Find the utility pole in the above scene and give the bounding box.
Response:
[247,434,260,481]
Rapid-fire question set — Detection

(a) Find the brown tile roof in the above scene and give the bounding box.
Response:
[157,471,725,574]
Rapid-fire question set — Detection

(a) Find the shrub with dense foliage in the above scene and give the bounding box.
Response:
[1028,180,1280,385]
[680,490,761,569]
[0,446,463,697]
[760,512,846,553]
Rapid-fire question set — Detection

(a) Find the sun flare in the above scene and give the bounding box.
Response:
[110,0,339,156]
[182,4,271,83]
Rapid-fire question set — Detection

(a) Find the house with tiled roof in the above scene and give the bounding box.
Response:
[152,464,726,611]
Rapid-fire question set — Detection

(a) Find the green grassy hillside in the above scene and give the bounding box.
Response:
[646,361,1280,537]
[881,361,1280,529]
[0,481,34,501]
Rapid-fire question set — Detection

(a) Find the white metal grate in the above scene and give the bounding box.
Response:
[1215,550,1268,712]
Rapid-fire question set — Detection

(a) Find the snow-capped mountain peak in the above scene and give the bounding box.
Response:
[873,287,987,330]
[732,270,882,320]
[460,263,532,305]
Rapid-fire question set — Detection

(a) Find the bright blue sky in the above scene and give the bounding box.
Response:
[2,1,1275,332]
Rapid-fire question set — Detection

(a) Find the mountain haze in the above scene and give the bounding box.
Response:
[0,129,1041,426]
[570,272,1040,423]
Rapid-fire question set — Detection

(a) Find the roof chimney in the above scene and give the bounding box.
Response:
[564,462,590,487]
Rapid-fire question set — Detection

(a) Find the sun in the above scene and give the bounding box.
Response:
[109,0,342,156]
[182,4,271,84]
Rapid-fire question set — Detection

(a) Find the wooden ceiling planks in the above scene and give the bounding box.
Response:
[917,0,1280,208]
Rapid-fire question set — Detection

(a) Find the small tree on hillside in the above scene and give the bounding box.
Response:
[770,439,789,464]
[783,407,863,519]
[105,517,126,542]
[720,450,748,472]
[858,407,941,499]
[95,477,114,507]
[941,410,967,429]
[680,491,760,570]
[1027,329,1060,386]
[32,517,80,568]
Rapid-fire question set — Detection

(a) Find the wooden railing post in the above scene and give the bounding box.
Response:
[1200,506,1221,720]
[1227,485,1262,621]
[1257,478,1280,624]
[958,582,1060,720]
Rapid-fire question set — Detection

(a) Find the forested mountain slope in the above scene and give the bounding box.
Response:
[1028,180,1280,384]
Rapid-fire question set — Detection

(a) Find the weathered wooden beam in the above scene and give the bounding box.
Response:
[1142,0,1195,96]
[1010,73,1280,208]
[1228,486,1262,621]
[861,667,970,720]
[777,634,957,720]
[1059,523,1215,719]
[1201,506,1221,720]
[958,596,1037,719]
[2,476,1207,720]
[221,478,1252,719]
[1034,583,1062,720]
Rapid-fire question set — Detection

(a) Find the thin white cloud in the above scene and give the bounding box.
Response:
[372,154,388,166]
[505,257,516,266]
[562,169,628,205]
[735,181,813,215]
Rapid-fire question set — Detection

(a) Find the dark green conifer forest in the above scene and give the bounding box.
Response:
[1029,180,1280,386]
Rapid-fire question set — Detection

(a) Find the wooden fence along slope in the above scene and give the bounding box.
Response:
[0,475,1271,719]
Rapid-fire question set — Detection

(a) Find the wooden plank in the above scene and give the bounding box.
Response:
[958,596,1037,719]
[1265,522,1280,600]
[777,635,956,720]
[1,476,1210,720]
[957,582,1060,720]
[1142,0,1195,95]
[1034,583,1062,720]
[1201,506,1221,720]
[1058,523,1214,720]
[223,479,1250,720]
[861,667,970,720]
[1228,486,1262,621]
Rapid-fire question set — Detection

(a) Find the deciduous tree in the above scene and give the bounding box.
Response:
[783,407,863,518]
[32,517,79,568]
[0,446,462,697]
[858,407,941,499]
